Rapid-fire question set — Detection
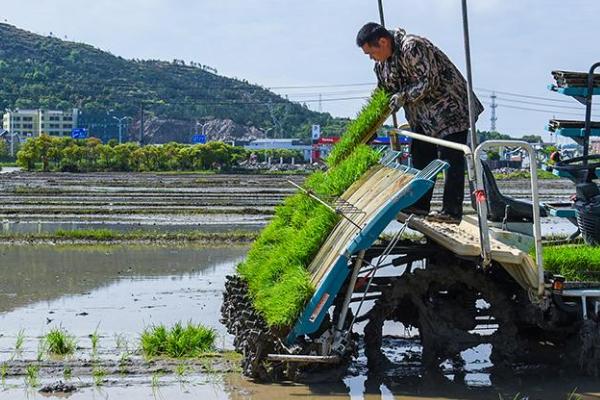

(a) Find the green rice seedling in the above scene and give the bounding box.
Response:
[114,333,128,351]
[1,363,7,386]
[63,366,72,380]
[118,351,131,375]
[43,328,77,356]
[55,228,116,240]
[25,364,39,388]
[567,388,583,400]
[235,89,392,327]
[535,244,600,281]
[90,326,100,357]
[327,88,390,167]
[92,366,106,386]
[237,144,380,326]
[175,363,188,378]
[14,329,25,355]
[151,371,163,396]
[140,322,216,358]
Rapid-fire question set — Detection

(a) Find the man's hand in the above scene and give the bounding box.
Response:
[389,93,404,112]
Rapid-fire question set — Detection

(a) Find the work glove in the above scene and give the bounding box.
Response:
[389,93,405,112]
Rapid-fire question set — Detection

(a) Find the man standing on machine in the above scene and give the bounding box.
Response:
[357,22,484,224]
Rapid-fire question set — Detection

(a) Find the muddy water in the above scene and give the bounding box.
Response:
[0,244,599,399]
[0,244,246,357]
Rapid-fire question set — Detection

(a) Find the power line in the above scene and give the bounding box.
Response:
[484,101,600,119]
[478,87,600,106]
[268,83,375,90]
[494,96,594,111]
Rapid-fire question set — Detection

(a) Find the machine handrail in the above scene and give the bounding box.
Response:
[392,130,545,297]
[474,140,544,297]
[393,128,488,264]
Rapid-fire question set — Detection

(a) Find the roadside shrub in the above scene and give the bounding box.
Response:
[141,322,216,358]
[16,137,250,172]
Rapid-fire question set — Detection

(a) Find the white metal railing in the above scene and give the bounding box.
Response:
[392,130,545,297]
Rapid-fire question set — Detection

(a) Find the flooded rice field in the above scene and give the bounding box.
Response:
[0,171,597,399]
[0,243,598,399]
[0,171,576,235]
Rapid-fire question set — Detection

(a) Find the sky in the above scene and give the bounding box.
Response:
[1,0,599,140]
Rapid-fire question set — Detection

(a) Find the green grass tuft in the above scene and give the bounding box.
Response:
[326,88,390,167]
[43,328,77,356]
[140,322,216,358]
[539,244,600,281]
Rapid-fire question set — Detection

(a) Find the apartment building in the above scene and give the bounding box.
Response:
[2,108,78,137]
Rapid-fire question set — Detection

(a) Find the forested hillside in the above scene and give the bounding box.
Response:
[0,23,348,140]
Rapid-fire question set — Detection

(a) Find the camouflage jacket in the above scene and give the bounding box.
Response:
[375,28,484,138]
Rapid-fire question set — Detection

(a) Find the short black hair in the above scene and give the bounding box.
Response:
[356,22,393,47]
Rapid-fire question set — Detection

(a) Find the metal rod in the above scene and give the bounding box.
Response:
[583,62,600,162]
[287,180,362,230]
[336,250,366,333]
[377,0,385,27]
[348,218,411,330]
[461,0,478,150]
[266,354,341,364]
[396,129,473,155]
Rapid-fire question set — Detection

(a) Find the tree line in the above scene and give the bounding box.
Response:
[16,135,303,172]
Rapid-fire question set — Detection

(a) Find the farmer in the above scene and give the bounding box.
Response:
[356,22,484,224]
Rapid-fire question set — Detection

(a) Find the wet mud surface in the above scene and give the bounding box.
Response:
[0,171,576,236]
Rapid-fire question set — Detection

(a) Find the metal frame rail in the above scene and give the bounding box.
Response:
[583,62,600,161]
[393,129,545,297]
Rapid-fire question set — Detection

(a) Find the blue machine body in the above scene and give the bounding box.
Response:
[285,157,448,344]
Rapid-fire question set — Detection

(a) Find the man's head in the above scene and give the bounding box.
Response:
[356,22,394,62]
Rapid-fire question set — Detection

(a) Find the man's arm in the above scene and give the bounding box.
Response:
[395,39,440,104]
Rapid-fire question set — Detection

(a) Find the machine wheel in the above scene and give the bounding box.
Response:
[362,255,523,372]
[221,274,355,382]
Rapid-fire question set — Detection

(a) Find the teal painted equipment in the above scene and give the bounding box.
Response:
[285,155,448,344]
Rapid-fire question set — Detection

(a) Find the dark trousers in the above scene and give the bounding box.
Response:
[410,130,467,218]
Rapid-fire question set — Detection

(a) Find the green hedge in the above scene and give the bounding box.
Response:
[238,90,389,327]
[16,136,248,172]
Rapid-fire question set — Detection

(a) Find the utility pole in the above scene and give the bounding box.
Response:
[113,116,130,144]
[461,0,478,149]
[318,93,322,113]
[9,132,15,158]
[377,0,385,27]
[139,102,144,145]
[490,92,498,132]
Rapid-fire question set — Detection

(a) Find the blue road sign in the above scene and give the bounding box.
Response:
[192,134,207,144]
[71,128,88,139]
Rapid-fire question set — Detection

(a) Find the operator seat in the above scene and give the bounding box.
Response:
[479,161,547,223]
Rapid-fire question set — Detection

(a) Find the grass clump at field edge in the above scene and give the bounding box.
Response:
[539,244,600,281]
[141,322,216,358]
[238,90,389,328]
[43,328,77,356]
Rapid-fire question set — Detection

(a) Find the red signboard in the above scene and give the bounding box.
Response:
[317,137,340,145]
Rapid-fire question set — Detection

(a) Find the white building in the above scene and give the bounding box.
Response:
[2,108,78,137]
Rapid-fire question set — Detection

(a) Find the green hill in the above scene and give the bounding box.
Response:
[0,23,347,141]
